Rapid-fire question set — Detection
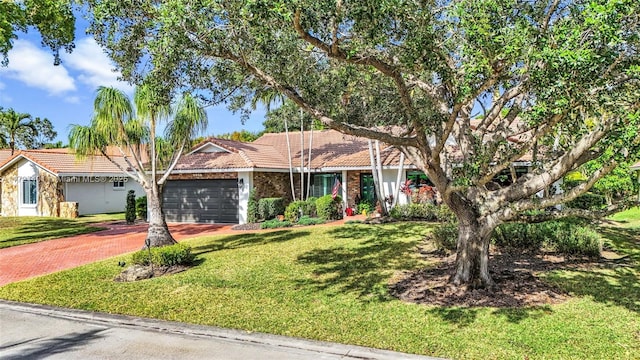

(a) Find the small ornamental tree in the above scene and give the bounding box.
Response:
[69,85,207,247]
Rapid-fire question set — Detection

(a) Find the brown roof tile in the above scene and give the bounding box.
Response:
[0,149,131,175]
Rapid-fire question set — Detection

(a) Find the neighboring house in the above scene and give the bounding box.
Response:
[0,149,143,217]
[166,129,534,224]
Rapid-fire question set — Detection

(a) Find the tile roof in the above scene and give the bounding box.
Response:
[0,149,132,175]
[0,150,12,165]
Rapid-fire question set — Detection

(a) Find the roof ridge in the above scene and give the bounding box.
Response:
[237,150,255,167]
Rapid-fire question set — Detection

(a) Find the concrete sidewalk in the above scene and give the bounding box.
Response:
[0,300,442,360]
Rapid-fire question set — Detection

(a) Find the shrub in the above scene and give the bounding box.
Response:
[316,195,343,220]
[357,200,374,215]
[125,190,136,224]
[247,189,259,223]
[492,222,546,250]
[493,219,602,257]
[284,199,317,222]
[567,192,606,210]
[546,223,602,257]
[297,215,325,226]
[390,203,447,221]
[135,196,147,220]
[258,197,285,221]
[432,222,458,252]
[131,243,195,267]
[260,219,293,229]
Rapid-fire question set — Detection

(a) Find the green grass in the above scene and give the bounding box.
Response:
[608,206,640,228]
[1,222,639,359]
[0,212,124,249]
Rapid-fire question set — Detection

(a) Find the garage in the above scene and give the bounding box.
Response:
[162,179,239,224]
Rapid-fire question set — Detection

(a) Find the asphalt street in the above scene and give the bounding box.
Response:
[0,300,442,360]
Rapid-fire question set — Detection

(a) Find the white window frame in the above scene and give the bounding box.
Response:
[113,180,126,190]
[21,178,38,206]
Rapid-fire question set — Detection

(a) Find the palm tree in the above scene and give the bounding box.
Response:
[69,85,207,247]
[0,108,35,155]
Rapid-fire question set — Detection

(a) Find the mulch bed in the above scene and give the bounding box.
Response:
[389,248,613,308]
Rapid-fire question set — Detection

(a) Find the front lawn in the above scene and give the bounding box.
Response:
[0,221,638,359]
[0,213,124,249]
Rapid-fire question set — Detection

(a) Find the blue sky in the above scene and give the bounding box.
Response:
[0,25,266,146]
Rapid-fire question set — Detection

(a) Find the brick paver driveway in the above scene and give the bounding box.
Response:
[0,222,234,286]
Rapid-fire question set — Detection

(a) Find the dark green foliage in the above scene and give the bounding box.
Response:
[357,200,374,215]
[135,196,147,220]
[297,216,325,226]
[567,192,606,210]
[260,219,293,229]
[390,204,455,222]
[493,219,602,257]
[131,243,195,266]
[258,197,285,221]
[247,189,259,223]
[125,190,136,224]
[492,223,546,250]
[315,195,343,221]
[432,222,458,252]
[284,199,317,222]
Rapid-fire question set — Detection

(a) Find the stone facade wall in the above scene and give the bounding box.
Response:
[38,171,64,217]
[253,172,299,202]
[60,202,79,218]
[1,164,19,216]
[346,170,370,207]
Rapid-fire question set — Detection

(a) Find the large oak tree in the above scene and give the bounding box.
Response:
[84,0,639,288]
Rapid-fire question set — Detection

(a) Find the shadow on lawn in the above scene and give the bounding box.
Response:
[295,223,426,301]
[542,224,640,314]
[0,218,104,247]
[191,230,311,255]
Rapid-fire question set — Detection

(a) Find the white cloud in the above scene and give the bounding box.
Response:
[62,38,133,95]
[0,40,76,95]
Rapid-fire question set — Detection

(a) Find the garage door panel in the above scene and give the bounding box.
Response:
[162,179,239,224]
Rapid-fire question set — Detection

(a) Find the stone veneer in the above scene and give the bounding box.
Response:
[38,171,64,217]
[1,163,19,216]
[346,170,371,207]
[253,172,299,202]
[60,202,79,218]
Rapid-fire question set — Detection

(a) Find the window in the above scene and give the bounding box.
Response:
[113,181,125,190]
[406,171,433,188]
[309,174,341,197]
[22,179,37,205]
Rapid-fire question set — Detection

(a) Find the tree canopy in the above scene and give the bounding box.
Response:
[0,0,76,66]
[83,0,640,287]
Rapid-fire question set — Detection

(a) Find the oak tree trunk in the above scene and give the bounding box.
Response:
[448,199,496,289]
[145,187,176,247]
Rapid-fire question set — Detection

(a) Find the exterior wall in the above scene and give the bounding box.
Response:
[17,160,38,216]
[253,172,297,202]
[63,178,144,215]
[37,170,64,217]
[0,163,19,217]
[345,170,366,208]
[381,168,410,206]
[237,171,252,224]
[344,169,409,209]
